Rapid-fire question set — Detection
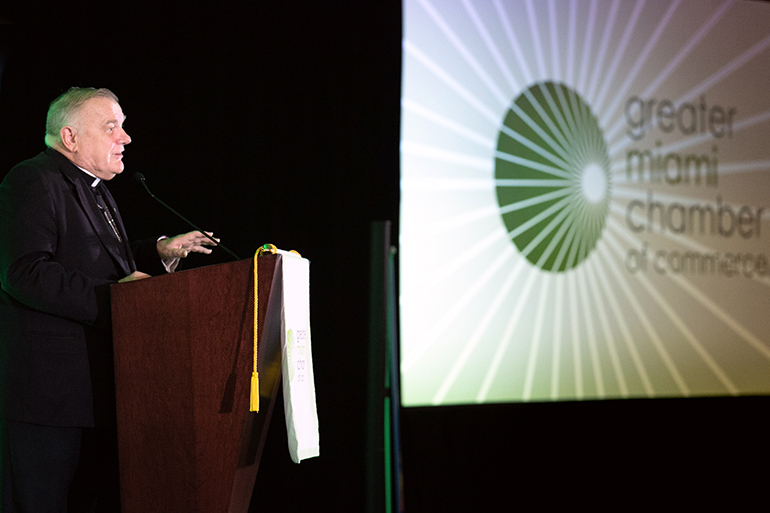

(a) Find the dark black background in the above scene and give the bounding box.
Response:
[1,3,767,511]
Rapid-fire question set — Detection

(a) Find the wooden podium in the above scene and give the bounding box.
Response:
[111,256,285,513]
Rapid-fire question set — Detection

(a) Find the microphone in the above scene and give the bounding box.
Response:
[134,172,241,261]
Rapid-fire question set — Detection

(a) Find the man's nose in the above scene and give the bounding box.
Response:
[119,127,131,145]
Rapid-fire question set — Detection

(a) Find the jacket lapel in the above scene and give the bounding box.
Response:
[51,150,134,276]
[99,184,137,273]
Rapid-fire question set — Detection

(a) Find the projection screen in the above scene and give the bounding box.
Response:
[399,0,770,406]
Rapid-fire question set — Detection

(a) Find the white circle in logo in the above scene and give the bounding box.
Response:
[581,163,608,204]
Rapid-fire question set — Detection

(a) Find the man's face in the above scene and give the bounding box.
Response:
[69,97,131,180]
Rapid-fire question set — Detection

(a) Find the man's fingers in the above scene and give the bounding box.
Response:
[185,231,219,245]
[118,271,152,283]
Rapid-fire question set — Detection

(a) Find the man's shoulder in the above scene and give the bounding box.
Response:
[11,148,67,172]
[3,149,73,189]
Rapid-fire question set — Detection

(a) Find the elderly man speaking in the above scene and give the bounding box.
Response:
[0,87,218,512]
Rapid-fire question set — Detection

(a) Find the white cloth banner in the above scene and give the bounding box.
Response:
[278,250,320,463]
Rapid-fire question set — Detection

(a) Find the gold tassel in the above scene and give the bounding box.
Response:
[250,372,260,412]
[251,244,277,412]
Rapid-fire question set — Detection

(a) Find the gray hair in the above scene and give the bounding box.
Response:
[44,87,119,148]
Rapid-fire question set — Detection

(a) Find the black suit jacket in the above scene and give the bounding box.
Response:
[0,148,160,427]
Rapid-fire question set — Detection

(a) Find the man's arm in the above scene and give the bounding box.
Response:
[0,166,114,326]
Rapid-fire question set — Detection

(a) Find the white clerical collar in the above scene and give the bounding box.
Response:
[75,165,101,188]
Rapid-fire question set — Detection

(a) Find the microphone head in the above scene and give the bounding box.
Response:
[134,172,146,183]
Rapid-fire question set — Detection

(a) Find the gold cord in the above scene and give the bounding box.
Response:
[251,243,277,412]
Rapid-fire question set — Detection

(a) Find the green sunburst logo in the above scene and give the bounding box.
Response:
[495,82,611,272]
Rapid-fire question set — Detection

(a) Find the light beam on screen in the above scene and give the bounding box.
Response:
[432,257,526,404]
[584,259,628,396]
[521,272,552,401]
[523,0,548,79]
[400,239,511,375]
[403,41,500,122]
[608,198,770,383]
[587,252,655,397]
[565,1,577,84]
[402,98,494,147]
[462,0,518,90]
[585,0,620,105]
[670,272,770,362]
[547,0,560,80]
[605,203,770,362]
[600,0,680,135]
[603,0,731,142]
[399,214,503,307]
[492,0,533,85]
[576,266,604,396]
[400,0,770,406]
[719,159,770,177]
[603,225,738,394]
[592,1,644,110]
[577,0,599,93]
[418,0,510,106]
[673,35,770,108]
[606,219,738,392]
[567,272,583,398]
[597,239,688,395]
[549,276,564,399]
[476,269,539,403]
[606,34,770,157]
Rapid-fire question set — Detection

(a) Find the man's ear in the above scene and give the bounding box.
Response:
[60,126,78,152]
